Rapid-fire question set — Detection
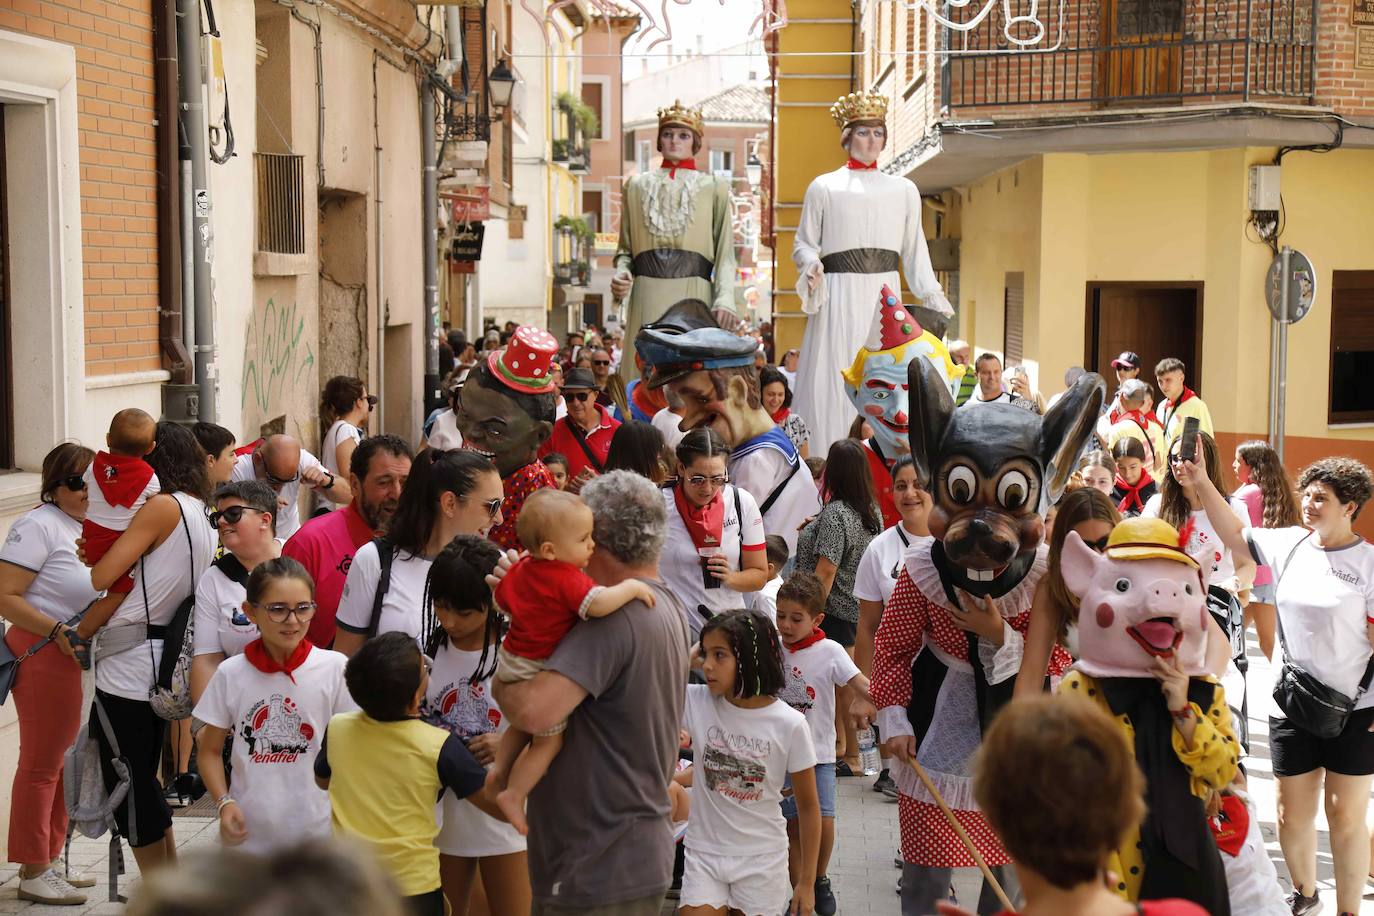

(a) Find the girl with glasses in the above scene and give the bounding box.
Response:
[193,557,355,855]
[333,450,504,658]
[659,429,769,641]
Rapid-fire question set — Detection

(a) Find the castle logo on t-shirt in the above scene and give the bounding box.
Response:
[702,725,770,802]
[423,677,501,740]
[778,665,816,716]
[239,694,314,763]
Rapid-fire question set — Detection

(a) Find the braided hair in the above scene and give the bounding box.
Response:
[699,609,785,699]
[421,535,506,684]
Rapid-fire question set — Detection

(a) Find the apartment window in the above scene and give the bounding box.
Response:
[582,191,603,231]
[1330,271,1374,424]
[709,148,734,177]
[580,83,604,140]
[1004,272,1024,368]
[636,139,652,173]
[623,131,635,163]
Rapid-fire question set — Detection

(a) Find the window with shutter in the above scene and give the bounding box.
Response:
[1330,271,1374,424]
[581,83,603,140]
[1004,273,1024,368]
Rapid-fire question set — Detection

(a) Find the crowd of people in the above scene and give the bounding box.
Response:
[1,316,1372,916]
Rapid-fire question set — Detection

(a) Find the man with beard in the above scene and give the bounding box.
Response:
[283,434,413,647]
[637,307,821,552]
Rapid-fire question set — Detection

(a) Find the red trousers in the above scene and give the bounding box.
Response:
[6,627,83,865]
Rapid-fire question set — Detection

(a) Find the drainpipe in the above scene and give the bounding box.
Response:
[422,83,442,416]
[153,0,191,384]
[177,0,217,421]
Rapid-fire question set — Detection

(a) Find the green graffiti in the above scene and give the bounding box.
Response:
[242,298,315,413]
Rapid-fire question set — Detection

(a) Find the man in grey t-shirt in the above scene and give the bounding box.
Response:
[495,471,690,915]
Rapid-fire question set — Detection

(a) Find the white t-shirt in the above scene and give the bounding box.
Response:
[192,561,258,658]
[319,421,363,512]
[231,450,326,540]
[1249,527,1374,709]
[652,407,687,450]
[422,641,526,857]
[192,647,355,854]
[427,410,465,452]
[779,638,860,763]
[730,447,821,554]
[959,391,1012,409]
[0,503,101,623]
[750,575,783,616]
[96,494,216,701]
[335,541,432,642]
[854,523,930,606]
[83,464,161,530]
[682,684,816,856]
[1141,497,1250,590]
[660,485,766,633]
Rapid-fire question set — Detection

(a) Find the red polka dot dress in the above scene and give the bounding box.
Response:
[871,540,1070,868]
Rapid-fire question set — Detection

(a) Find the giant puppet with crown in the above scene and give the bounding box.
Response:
[613,99,737,379]
[792,89,955,450]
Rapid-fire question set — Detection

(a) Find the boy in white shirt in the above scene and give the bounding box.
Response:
[774,571,877,916]
[750,535,789,617]
[194,557,355,854]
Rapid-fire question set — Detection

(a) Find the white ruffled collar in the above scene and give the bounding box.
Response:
[901,539,1048,615]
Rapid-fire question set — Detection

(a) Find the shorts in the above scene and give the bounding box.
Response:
[1270,707,1374,777]
[819,614,856,648]
[781,762,837,819]
[92,690,172,848]
[681,845,791,914]
[494,647,566,736]
[1250,583,1276,604]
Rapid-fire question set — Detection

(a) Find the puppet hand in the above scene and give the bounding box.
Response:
[882,734,917,765]
[1151,653,1190,712]
[610,271,633,298]
[805,261,824,292]
[951,591,1006,645]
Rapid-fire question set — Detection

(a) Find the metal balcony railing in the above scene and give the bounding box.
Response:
[940,0,1318,109]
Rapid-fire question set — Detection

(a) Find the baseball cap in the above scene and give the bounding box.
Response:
[1110,350,1141,370]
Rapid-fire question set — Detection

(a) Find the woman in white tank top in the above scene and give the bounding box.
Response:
[79,424,216,874]
[319,376,372,512]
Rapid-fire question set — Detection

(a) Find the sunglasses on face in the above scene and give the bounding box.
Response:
[567,391,595,403]
[464,496,503,519]
[366,395,378,409]
[251,601,317,623]
[208,505,267,527]
[687,474,729,488]
[592,360,611,367]
[1083,535,1110,553]
[62,475,88,492]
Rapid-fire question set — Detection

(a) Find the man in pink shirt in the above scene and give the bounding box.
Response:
[283,434,413,647]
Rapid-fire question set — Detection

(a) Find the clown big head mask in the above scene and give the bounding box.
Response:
[1060,517,1211,679]
[841,285,959,460]
[907,356,1105,598]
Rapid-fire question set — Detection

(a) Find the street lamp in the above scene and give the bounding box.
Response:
[745,152,763,188]
[488,60,516,110]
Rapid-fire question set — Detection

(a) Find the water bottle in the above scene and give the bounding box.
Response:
[857,726,880,776]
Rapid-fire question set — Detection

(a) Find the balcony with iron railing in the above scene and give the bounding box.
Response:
[939,0,1318,111]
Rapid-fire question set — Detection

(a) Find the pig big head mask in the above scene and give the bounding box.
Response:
[906,356,1105,598]
[1060,517,1211,679]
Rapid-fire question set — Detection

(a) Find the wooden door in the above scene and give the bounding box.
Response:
[1087,284,1202,395]
[1099,0,1184,100]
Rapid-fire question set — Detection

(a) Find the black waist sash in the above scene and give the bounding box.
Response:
[632,249,713,281]
[821,247,900,275]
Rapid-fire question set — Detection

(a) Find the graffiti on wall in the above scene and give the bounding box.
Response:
[242,298,316,413]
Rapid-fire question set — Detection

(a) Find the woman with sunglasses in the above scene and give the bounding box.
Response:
[319,376,373,513]
[190,481,283,705]
[333,450,504,657]
[0,444,102,905]
[76,422,217,878]
[659,428,768,641]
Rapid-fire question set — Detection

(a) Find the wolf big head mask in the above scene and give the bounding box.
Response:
[906,357,1106,598]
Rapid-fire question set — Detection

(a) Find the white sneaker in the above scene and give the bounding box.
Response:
[17,868,87,905]
[51,861,97,889]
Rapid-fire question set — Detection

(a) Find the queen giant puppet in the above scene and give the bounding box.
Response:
[792,90,954,449]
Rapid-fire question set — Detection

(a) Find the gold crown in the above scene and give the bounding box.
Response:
[830,89,888,128]
[657,100,704,135]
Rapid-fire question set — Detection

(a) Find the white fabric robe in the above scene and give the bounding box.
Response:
[791,167,952,450]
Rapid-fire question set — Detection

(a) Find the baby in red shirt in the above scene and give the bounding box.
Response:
[490,488,655,833]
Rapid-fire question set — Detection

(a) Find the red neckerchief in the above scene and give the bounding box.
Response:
[1162,386,1196,423]
[663,157,696,179]
[770,406,790,424]
[243,638,313,684]
[673,482,724,552]
[846,157,878,170]
[92,452,156,508]
[785,627,827,651]
[1115,468,1154,514]
[1209,794,1249,857]
[235,438,264,457]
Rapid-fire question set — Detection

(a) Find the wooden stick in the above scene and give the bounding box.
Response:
[904,755,1015,912]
